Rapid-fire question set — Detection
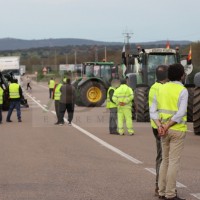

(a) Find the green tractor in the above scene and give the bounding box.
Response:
[72,62,118,107]
[126,47,200,135]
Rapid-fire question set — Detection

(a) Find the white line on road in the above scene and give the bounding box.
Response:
[191,194,200,200]
[71,122,143,164]
[145,168,187,188]
[25,93,48,112]
[50,112,142,164]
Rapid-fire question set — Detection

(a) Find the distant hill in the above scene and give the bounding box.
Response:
[0,37,192,51]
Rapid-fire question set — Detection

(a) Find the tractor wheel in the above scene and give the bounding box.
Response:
[193,87,200,135]
[135,86,150,122]
[79,81,106,107]
[185,85,195,122]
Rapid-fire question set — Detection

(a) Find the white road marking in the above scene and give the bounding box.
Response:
[191,194,200,199]
[145,168,187,188]
[71,122,143,164]
[25,93,48,112]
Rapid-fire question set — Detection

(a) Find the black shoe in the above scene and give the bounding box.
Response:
[68,122,72,126]
[110,132,119,135]
[6,120,12,122]
[54,122,59,125]
[18,119,22,122]
[155,187,159,197]
[166,196,186,200]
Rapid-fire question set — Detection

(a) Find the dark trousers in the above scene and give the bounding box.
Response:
[152,128,162,187]
[26,83,32,90]
[49,88,53,99]
[0,104,2,122]
[59,103,74,123]
[54,100,60,122]
[6,100,21,121]
[109,107,117,133]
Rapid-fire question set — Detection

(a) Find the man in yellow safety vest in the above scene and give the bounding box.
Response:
[6,79,23,122]
[106,79,120,134]
[148,65,168,196]
[53,78,67,124]
[48,77,55,99]
[150,64,188,200]
[112,78,134,135]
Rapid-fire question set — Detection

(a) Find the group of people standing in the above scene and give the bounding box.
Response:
[48,77,76,126]
[107,63,188,200]
[106,78,134,136]
[150,64,187,200]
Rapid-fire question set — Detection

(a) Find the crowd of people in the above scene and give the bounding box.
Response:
[0,64,188,200]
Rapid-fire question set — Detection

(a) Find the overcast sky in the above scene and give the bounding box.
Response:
[0,0,200,43]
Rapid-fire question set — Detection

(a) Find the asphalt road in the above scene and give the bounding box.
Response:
[0,81,200,200]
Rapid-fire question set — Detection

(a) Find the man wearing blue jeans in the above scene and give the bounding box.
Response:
[6,79,23,122]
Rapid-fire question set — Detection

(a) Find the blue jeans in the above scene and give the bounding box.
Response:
[6,100,21,121]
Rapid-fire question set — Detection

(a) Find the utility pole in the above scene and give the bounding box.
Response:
[66,53,68,64]
[95,46,98,62]
[104,46,107,62]
[74,49,77,65]
[123,31,133,71]
[54,49,57,71]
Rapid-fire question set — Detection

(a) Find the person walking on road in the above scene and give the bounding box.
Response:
[148,65,168,196]
[150,64,188,200]
[0,85,4,124]
[6,79,23,122]
[26,76,32,90]
[58,78,76,126]
[48,77,55,99]
[106,79,120,134]
[112,78,134,135]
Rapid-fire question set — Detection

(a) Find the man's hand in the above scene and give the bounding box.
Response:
[158,125,165,136]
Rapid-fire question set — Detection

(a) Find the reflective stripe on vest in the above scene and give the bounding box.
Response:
[149,82,163,128]
[9,83,20,99]
[0,87,3,104]
[157,82,187,132]
[106,86,117,108]
[54,83,62,100]
[113,84,134,108]
[49,80,55,88]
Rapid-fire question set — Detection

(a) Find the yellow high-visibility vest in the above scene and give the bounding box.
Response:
[0,87,3,104]
[49,80,55,89]
[113,84,134,108]
[54,83,62,100]
[9,83,20,99]
[149,82,163,129]
[157,82,187,132]
[106,86,117,109]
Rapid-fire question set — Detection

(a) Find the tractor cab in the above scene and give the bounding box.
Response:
[137,48,180,87]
